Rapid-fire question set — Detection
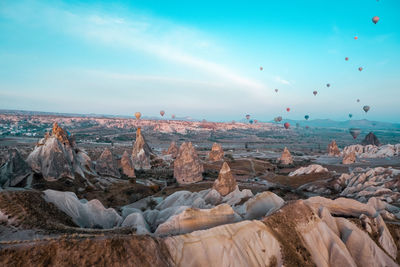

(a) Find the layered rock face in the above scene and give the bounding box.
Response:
[343,144,400,158]
[95,148,120,178]
[0,148,31,188]
[328,140,341,156]
[26,122,96,181]
[208,143,224,161]
[131,128,153,170]
[165,141,178,159]
[278,147,293,165]
[361,132,381,146]
[120,151,135,178]
[173,142,203,185]
[335,167,400,206]
[342,151,356,164]
[212,162,237,196]
[289,164,328,176]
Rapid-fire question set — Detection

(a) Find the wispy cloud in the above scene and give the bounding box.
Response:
[274,76,291,85]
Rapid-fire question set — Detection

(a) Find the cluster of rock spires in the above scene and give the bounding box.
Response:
[208,143,224,161]
[328,140,341,156]
[173,142,204,185]
[362,132,381,146]
[120,151,135,178]
[0,149,31,188]
[95,148,120,178]
[165,141,178,159]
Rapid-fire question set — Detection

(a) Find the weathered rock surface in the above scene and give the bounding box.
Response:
[361,132,381,146]
[131,128,153,170]
[95,148,120,178]
[236,191,284,219]
[27,122,96,181]
[289,164,328,176]
[212,162,237,196]
[164,220,283,267]
[343,144,400,158]
[342,151,356,164]
[0,149,32,188]
[173,142,203,185]
[43,189,122,229]
[155,204,241,235]
[328,140,341,156]
[278,147,293,165]
[120,151,135,178]
[165,141,178,159]
[208,143,224,161]
[121,212,150,234]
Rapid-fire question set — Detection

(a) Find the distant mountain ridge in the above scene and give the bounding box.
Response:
[279,119,400,130]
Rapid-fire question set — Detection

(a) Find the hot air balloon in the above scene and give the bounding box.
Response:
[354,36,358,40]
[277,116,282,122]
[305,115,309,120]
[275,89,278,93]
[249,120,254,124]
[245,114,250,120]
[313,90,318,96]
[134,112,141,120]
[171,114,176,119]
[284,122,290,129]
[160,110,165,117]
[349,113,353,118]
[286,108,290,112]
[357,99,360,103]
[358,67,363,72]
[260,66,263,71]
[326,83,330,88]
[345,57,349,61]
[254,119,258,123]
[363,105,370,113]
[349,128,361,139]
[372,16,379,24]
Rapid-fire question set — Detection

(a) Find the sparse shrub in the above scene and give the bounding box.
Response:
[146,198,157,210]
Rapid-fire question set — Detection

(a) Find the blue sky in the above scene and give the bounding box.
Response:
[0,0,399,122]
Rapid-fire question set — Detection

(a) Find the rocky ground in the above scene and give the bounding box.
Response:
[1,120,400,266]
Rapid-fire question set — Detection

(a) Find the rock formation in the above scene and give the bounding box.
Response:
[173,142,203,185]
[342,151,356,164]
[278,147,293,165]
[120,151,135,178]
[131,128,153,170]
[289,164,328,177]
[208,143,224,161]
[212,162,237,196]
[0,148,32,188]
[328,140,341,156]
[342,144,400,158]
[361,132,381,146]
[165,141,178,159]
[27,122,96,181]
[95,148,120,178]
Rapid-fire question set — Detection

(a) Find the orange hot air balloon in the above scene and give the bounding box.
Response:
[286,108,290,112]
[372,16,379,24]
[354,36,358,40]
[345,57,349,61]
[313,90,318,96]
[358,67,363,72]
[160,110,165,117]
[284,122,290,129]
[134,112,141,120]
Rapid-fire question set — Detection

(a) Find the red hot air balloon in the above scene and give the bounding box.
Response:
[345,57,349,61]
[160,110,165,117]
[354,36,358,40]
[358,67,363,72]
[313,90,318,96]
[286,108,290,112]
[254,119,258,123]
[284,122,290,129]
[372,16,379,24]
[260,66,263,71]
[171,114,175,119]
